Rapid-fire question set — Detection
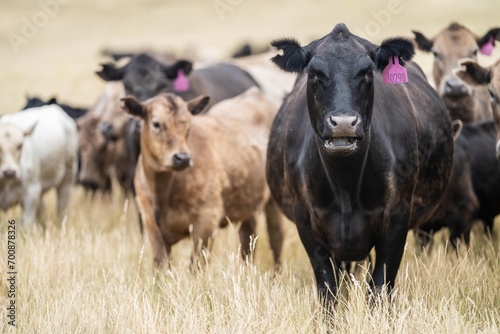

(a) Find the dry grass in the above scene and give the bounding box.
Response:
[1,0,500,333]
[0,189,499,333]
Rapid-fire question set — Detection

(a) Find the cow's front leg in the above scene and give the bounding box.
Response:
[22,183,42,228]
[296,222,340,306]
[371,220,408,297]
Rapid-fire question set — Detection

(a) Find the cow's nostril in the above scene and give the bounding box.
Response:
[330,116,338,127]
[3,169,16,178]
[172,153,191,170]
[351,116,358,126]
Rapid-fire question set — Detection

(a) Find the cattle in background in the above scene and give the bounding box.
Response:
[231,42,270,58]
[266,23,454,303]
[0,105,78,227]
[456,58,500,157]
[415,121,479,249]
[22,96,88,119]
[95,53,259,103]
[412,23,499,122]
[122,88,284,267]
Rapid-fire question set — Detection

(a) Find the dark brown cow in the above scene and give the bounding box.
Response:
[123,88,284,267]
[413,23,499,122]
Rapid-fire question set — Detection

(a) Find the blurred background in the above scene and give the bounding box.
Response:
[1,0,499,114]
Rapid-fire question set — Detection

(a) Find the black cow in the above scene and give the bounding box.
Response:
[266,24,454,304]
[417,120,500,247]
[22,96,88,119]
[415,122,479,249]
[96,52,259,103]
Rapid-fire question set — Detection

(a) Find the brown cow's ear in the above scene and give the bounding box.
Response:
[412,31,433,52]
[121,96,146,117]
[187,95,210,115]
[96,63,126,81]
[477,28,500,48]
[454,59,491,87]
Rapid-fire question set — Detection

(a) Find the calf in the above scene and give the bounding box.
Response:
[123,88,284,267]
[412,23,499,122]
[0,105,78,227]
[266,23,453,303]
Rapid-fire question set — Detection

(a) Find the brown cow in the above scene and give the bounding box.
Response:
[122,88,284,267]
[413,23,499,122]
[456,58,500,158]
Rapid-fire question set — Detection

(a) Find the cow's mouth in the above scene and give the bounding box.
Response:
[324,137,358,151]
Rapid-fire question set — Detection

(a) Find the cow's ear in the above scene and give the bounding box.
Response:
[48,97,57,104]
[373,37,415,71]
[412,31,434,52]
[24,121,38,137]
[164,60,193,79]
[270,38,309,73]
[477,27,500,48]
[121,96,146,117]
[451,119,463,141]
[96,63,126,81]
[187,95,210,115]
[454,59,491,86]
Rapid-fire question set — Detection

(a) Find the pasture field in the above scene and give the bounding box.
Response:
[1,0,500,333]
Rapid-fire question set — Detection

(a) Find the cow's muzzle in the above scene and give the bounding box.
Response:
[172,152,191,171]
[322,113,363,153]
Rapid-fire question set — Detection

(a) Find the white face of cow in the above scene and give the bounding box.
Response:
[0,123,36,180]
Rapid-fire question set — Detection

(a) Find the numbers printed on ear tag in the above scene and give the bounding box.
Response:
[480,36,494,56]
[383,56,409,85]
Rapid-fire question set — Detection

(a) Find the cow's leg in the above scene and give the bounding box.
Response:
[22,183,42,228]
[264,199,285,268]
[371,222,408,296]
[56,169,74,223]
[191,218,218,269]
[296,222,339,306]
[239,215,257,261]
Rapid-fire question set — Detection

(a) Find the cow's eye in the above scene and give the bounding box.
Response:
[151,121,161,130]
[365,69,373,79]
[432,50,440,58]
[471,50,478,57]
[308,69,317,79]
[489,89,498,103]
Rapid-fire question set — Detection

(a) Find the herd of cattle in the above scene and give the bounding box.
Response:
[1,22,500,302]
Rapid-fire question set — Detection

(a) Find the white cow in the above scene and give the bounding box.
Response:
[0,105,78,227]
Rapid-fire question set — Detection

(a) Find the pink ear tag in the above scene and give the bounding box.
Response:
[480,36,494,56]
[383,56,408,84]
[173,69,190,92]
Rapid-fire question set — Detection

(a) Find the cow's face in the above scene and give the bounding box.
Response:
[0,122,36,180]
[456,59,500,159]
[76,117,111,190]
[121,93,210,172]
[96,53,193,102]
[271,23,414,155]
[413,23,500,102]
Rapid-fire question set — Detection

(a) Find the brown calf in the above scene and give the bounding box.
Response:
[122,88,284,267]
[456,58,500,158]
[413,23,499,121]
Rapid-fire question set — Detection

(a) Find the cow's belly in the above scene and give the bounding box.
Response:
[317,210,379,262]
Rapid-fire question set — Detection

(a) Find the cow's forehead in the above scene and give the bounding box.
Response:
[0,124,24,147]
[434,28,477,52]
[148,95,189,122]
